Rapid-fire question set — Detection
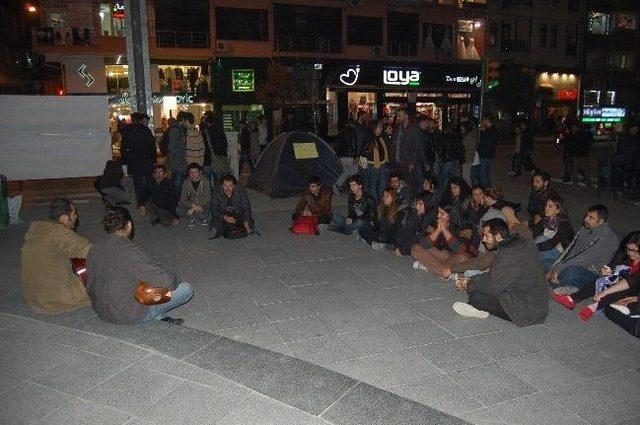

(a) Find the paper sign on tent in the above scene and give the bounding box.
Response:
[293,143,319,159]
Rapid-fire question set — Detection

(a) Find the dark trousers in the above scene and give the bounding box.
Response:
[468,289,511,321]
[604,306,640,338]
[146,201,175,226]
[572,284,639,311]
[238,151,254,175]
[132,172,150,207]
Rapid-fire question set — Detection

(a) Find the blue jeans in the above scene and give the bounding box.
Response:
[140,282,194,322]
[535,235,561,272]
[438,161,459,187]
[478,158,492,188]
[171,170,186,197]
[363,165,388,203]
[333,215,373,243]
[557,266,598,290]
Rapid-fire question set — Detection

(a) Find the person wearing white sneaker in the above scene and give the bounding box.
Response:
[454,218,548,326]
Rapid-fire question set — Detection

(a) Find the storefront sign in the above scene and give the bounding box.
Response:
[232,69,255,92]
[339,66,361,86]
[77,64,95,88]
[112,3,125,19]
[108,92,196,105]
[557,88,578,101]
[583,107,626,119]
[444,74,481,87]
[383,69,421,86]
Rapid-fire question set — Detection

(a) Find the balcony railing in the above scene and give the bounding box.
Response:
[274,35,341,54]
[501,0,532,8]
[388,41,418,57]
[33,27,94,47]
[155,31,210,49]
[501,39,530,53]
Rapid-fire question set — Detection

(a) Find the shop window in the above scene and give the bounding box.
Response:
[347,92,376,121]
[216,8,268,41]
[99,3,125,37]
[539,23,547,47]
[347,16,383,46]
[456,20,480,60]
[158,65,209,96]
[588,12,612,35]
[608,52,636,70]
[614,13,637,30]
[549,24,557,48]
[423,23,454,56]
[605,91,616,106]
[46,12,67,29]
[106,65,129,94]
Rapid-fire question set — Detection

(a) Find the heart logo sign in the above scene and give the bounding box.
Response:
[339,66,360,86]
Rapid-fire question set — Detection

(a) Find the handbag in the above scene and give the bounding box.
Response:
[291,215,319,235]
[135,282,172,305]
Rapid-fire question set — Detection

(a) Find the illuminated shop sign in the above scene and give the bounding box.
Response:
[232,69,255,92]
[557,88,578,101]
[383,69,421,86]
[339,66,361,86]
[112,3,125,19]
[444,74,481,87]
[108,93,196,105]
[581,107,626,123]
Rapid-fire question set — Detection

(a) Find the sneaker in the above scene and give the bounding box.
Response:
[452,302,489,319]
[371,242,385,250]
[552,293,576,310]
[160,317,184,325]
[413,261,428,272]
[200,219,209,226]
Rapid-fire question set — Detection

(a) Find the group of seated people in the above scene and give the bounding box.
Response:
[97,160,256,240]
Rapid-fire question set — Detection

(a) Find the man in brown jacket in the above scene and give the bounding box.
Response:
[21,199,92,313]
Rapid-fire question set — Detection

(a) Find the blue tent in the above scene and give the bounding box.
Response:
[249,131,343,198]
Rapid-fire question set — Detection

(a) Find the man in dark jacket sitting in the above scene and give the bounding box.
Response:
[329,174,376,243]
[527,170,560,225]
[87,207,193,325]
[208,174,254,239]
[453,218,548,326]
[147,164,177,226]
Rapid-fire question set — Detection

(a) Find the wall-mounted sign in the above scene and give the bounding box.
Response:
[444,74,481,87]
[112,3,125,19]
[383,69,421,86]
[77,64,95,88]
[581,107,626,123]
[108,93,197,105]
[232,69,255,92]
[339,66,360,86]
[557,88,578,101]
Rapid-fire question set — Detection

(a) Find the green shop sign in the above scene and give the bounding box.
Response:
[232,69,255,92]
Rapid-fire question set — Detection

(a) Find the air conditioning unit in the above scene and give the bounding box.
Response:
[215,40,228,53]
[371,45,384,56]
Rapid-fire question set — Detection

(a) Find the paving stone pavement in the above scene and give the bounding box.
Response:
[1,171,639,424]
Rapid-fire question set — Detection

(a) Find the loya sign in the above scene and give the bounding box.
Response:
[383,69,421,86]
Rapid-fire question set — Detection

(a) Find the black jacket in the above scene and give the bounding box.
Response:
[209,119,229,157]
[438,131,465,164]
[347,191,376,222]
[149,177,176,212]
[478,126,498,159]
[210,187,254,228]
[120,123,156,174]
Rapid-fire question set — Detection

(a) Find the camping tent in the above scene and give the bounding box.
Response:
[249,131,343,198]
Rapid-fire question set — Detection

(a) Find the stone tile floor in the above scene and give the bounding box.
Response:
[1,172,640,424]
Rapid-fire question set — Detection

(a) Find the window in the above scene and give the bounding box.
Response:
[347,16,382,46]
[615,13,637,30]
[565,30,576,55]
[216,8,268,41]
[423,23,453,52]
[388,12,419,56]
[608,52,636,70]
[539,23,547,47]
[568,0,579,11]
[99,3,125,37]
[588,12,612,35]
[155,0,210,32]
[549,24,557,48]
[489,23,498,47]
[274,4,342,53]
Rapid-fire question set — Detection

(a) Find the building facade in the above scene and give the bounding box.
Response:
[484,0,585,134]
[30,0,487,155]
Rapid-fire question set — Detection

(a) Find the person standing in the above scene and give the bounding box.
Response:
[460,121,478,185]
[199,112,215,184]
[249,121,261,165]
[388,109,424,193]
[258,115,269,152]
[238,120,254,175]
[184,112,204,167]
[570,123,592,187]
[437,125,465,188]
[477,114,497,188]
[354,110,370,155]
[163,111,188,196]
[120,112,156,217]
[359,120,389,202]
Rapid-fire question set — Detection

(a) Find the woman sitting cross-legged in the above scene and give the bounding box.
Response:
[440,176,471,223]
[395,195,433,256]
[411,203,478,277]
[530,196,575,271]
[371,187,404,250]
[553,231,640,321]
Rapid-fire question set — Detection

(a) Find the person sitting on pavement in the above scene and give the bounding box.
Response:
[292,176,333,225]
[388,171,415,209]
[411,203,478,277]
[452,218,548,326]
[147,164,178,227]
[440,176,472,223]
[466,185,487,226]
[87,207,193,325]
[530,197,574,272]
[479,187,508,226]
[21,199,92,313]
[95,159,134,206]
[552,231,640,321]
[371,187,404,251]
[547,204,619,290]
[418,173,440,212]
[176,163,211,226]
[527,170,561,225]
[329,174,376,243]
[208,174,254,239]
[395,195,433,256]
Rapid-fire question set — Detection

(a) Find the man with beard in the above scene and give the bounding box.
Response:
[21,199,92,313]
[208,174,254,239]
[86,207,193,325]
[292,176,333,225]
[527,170,560,225]
[452,218,548,326]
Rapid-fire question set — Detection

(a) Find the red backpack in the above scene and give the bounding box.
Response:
[291,215,319,235]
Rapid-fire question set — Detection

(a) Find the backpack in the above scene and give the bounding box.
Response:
[291,215,319,235]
